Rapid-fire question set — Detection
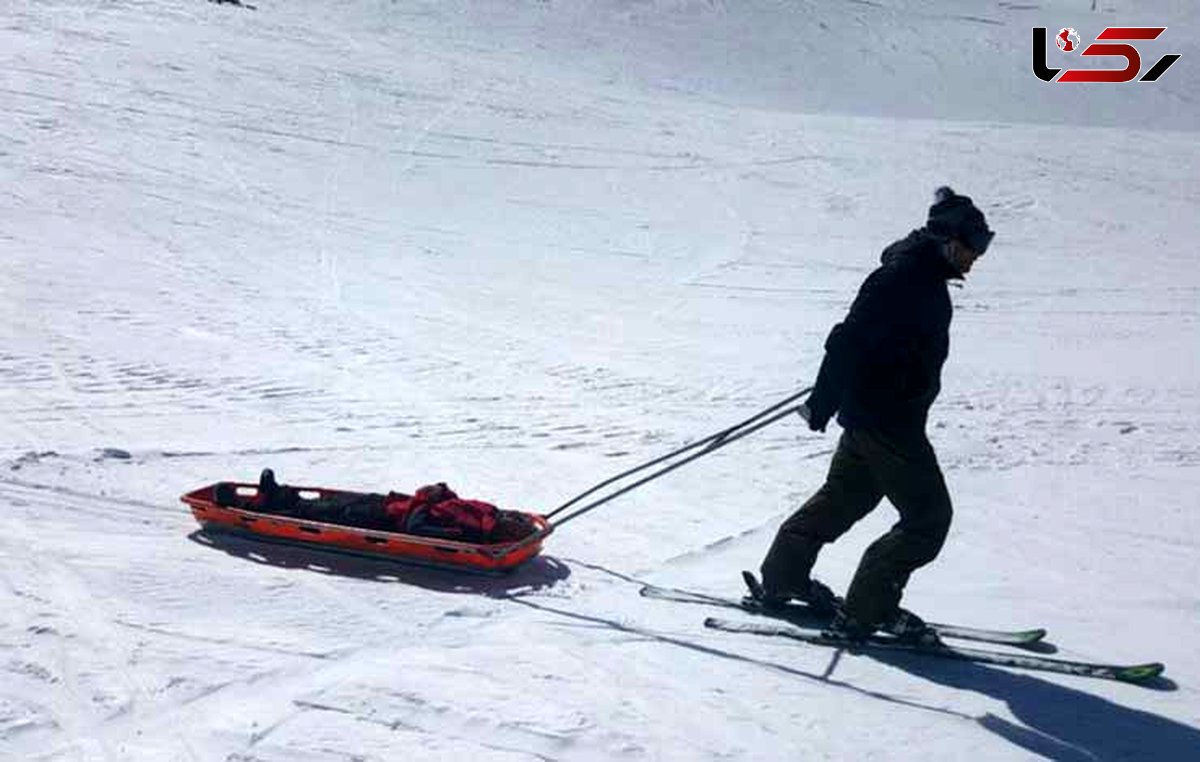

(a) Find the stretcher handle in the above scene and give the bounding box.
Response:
[545,386,812,522]
[485,387,814,560]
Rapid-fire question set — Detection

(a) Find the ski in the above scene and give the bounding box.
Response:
[640,583,1047,647]
[703,617,1165,684]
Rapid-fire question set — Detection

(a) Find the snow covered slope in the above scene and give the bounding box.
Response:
[444,0,1200,129]
[2,1,1198,759]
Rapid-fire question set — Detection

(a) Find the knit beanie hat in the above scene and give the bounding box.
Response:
[927,186,994,255]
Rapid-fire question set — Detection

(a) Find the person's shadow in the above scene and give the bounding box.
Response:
[861,647,1194,760]
[188,529,571,597]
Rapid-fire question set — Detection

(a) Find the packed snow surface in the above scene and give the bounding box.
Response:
[2,1,1199,759]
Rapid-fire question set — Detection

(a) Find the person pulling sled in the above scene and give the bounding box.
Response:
[753,187,994,644]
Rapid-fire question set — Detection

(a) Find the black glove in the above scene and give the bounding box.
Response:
[796,401,828,433]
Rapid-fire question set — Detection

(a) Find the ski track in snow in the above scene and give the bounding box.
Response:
[3,0,1200,760]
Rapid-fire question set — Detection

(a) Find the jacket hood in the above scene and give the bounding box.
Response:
[881,229,963,280]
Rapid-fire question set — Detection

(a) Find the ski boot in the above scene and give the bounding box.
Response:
[258,468,280,500]
[256,468,299,514]
[742,571,841,615]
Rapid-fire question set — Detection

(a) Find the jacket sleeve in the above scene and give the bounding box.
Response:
[804,266,900,430]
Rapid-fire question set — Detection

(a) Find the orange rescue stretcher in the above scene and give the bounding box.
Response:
[181,480,551,574]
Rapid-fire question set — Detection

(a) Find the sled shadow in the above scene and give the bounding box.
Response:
[863,650,1193,761]
[188,529,571,597]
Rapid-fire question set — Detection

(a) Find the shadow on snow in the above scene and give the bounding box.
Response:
[866,650,1193,762]
[531,563,1196,761]
[189,533,1196,759]
[188,528,571,597]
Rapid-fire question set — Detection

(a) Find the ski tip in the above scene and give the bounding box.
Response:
[1116,662,1166,683]
[1024,628,1049,643]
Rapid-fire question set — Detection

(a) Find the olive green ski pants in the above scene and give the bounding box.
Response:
[760,427,953,628]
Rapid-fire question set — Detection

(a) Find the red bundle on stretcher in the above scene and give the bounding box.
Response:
[182,469,549,573]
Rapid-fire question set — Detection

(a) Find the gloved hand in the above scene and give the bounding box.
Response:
[796,401,812,425]
[796,401,826,433]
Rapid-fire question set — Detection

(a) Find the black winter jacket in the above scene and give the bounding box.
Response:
[805,229,960,434]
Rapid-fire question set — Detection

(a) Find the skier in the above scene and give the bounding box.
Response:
[755,186,994,642]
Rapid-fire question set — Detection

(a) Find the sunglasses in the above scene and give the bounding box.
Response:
[964,229,995,256]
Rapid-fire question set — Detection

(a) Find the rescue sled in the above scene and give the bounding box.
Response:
[184,390,818,575]
[181,474,550,574]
